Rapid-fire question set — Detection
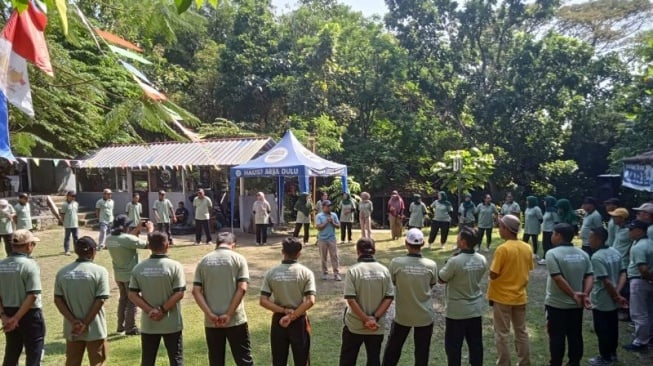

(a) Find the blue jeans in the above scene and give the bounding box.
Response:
[98,222,110,247]
[63,228,78,253]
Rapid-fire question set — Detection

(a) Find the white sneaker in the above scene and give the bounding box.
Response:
[334,274,342,281]
[339,241,345,245]
[537,259,547,265]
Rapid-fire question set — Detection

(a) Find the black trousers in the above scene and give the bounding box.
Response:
[141,331,183,366]
[542,231,553,258]
[546,306,584,366]
[523,234,539,256]
[592,309,618,359]
[428,221,450,245]
[445,317,483,366]
[156,222,173,244]
[293,223,310,243]
[2,308,45,366]
[195,219,212,243]
[270,313,310,366]
[205,324,254,366]
[341,222,352,242]
[1,233,12,256]
[382,321,433,366]
[478,228,492,248]
[339,326,383,366]
[256,224,268,244]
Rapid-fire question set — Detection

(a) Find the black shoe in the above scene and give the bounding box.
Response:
[125,328,140,336]
[623,343,647,352]
[116,327,125,333]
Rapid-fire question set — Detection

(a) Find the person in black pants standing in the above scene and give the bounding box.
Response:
[193,189,213,245]
[0,230,45,366]
[427,192,453,249]
[260,238,316,366]
[293,193,313,244]
[252,192,272,246]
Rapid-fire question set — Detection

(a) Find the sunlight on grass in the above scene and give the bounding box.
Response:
[1,227,651,365]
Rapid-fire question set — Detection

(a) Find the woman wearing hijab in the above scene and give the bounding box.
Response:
[556,198,579,234]
[358,192,373,239]
[476,194,498,252]
[252,192,272,246]
[539,196,560,265]
[458,194,476,228]
[428,191,453,248]
[339,193,356,244]
[523,196,543,260]
[388,191,405,240]
[408,194,427,230]
[293,192,313,244]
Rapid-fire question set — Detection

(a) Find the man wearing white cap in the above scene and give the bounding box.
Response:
[95,189,114,249]
[487,215,533,366]
[0,199,15,256]
[632,202,653,239]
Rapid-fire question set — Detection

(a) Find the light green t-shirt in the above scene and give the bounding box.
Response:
[458,203,476,224]
[501,202,520,216]
[193,248,249,328]
[648,225,653,242]
[106,233,148,282]
[54,259,110,341]
[95,199,114,224]
[580,210,603,247]
[344,259,394,335]
[606,218,616,247]
[523,207,543,235]
[260,260,316,309]
[590,247,623,312]
[389,253,437,327]
[476,203,496,229]
[193,197,213,220]
[545,244,593,309]
[129,255,186,334]
[542,211,560,233]
[408,202,427,228]
[61,201,79,229]
[340,201,356,223]
[0,253,41,308]
[0,205,15,235]
[431,201,453,223]
[358,201,373,218]
[153,199,173,224]
[14,203,31,230]
[125,202,142,226]
[627,238,653,279]
[612,226,631,258]
[438,251,488,319]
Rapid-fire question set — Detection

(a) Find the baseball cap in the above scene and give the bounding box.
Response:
[608,208,629,219]
[159,190,166,195]
[113,214,133,229]
[500,214,521,234]
[603,198,620,205]
[322,200,333,207]
[12,229,40,245]
[0,199,7,207]
[406,228,424,246]
[633,203,653,214]
[75,236,98,253]
[628,220,649,231]
[103,188,112,194]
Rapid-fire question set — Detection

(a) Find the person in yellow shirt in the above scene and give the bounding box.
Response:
[487,215,534,366]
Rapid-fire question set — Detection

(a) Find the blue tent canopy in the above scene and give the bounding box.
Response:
[229,130,348,229]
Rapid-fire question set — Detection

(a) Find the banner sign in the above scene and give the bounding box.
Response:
[623,163,653,192]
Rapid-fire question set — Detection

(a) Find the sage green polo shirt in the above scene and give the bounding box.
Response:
[343,258,394,335]
[389,253,437,327]
[627,238,653,279]
[358,201,373,218]
[14,203,31,230]
[476,203,496,229]
[523,207,543,235]
[260,260,316,309]
[0,253,41,308]
[125,202,142,226]
[340,202,356,223]
[606,218,616,247]
[458,203,476,224]
[612,226,631,258]
[542,211,560,233]
[106,233,147,282]
[54,259,110,341]
[129,254,186,334]
[431,201,453,223]
[194,247,249,328]
[61,201,79,229]
[0,205,15,235]
[193,196,213,220]
[580,210,603,247]
[408,202,427,228]
[95,199,114,224]
[590,246,623,312]
[153,199,173,224]
[501,202,520,216]
[545,244,593,309]
[438,250,488,319]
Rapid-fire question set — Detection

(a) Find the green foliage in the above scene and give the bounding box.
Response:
[197,118,258,139]
[319,175,362,207]
[530,160,579,196]
[433,149,495,196]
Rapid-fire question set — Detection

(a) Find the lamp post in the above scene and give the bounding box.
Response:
[453,154,463,224]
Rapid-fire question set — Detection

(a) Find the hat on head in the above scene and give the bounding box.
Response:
[500,214,521,234]
[633,202,653,214]
[583,197,598,206]
[322,200,333,207]
[405,228,424,246]
[67,191,76,196]
[603,198,620,205]
[12,229,40,245]
[159,190,166,195]
[75,236,98,253]
[103,188,112,194]
[628,220,649,231]
[0,199,7,207]
[112,214,133,229]
[608,208,629,219]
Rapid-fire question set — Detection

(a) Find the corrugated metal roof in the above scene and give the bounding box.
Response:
[77,137,275,168]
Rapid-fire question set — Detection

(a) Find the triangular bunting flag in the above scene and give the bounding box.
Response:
[32,157,39,166]
[52,158,59,166]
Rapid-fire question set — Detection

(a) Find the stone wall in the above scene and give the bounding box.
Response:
[5,195,60,231]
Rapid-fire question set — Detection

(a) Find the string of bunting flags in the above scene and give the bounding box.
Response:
[15,155,221,172]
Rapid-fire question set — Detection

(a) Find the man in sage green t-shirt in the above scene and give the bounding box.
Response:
[192,232,253,366]
[54,236,110,366]
[382,228,437,366]
[0,199,15,256]
[129,232,186,366]
[340,238,394,366]
[544,223,593,366]
[438,226,488,366]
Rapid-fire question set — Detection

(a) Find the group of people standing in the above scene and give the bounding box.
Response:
[0,192,33,256]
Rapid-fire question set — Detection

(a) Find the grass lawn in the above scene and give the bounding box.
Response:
[2,226,652,365]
